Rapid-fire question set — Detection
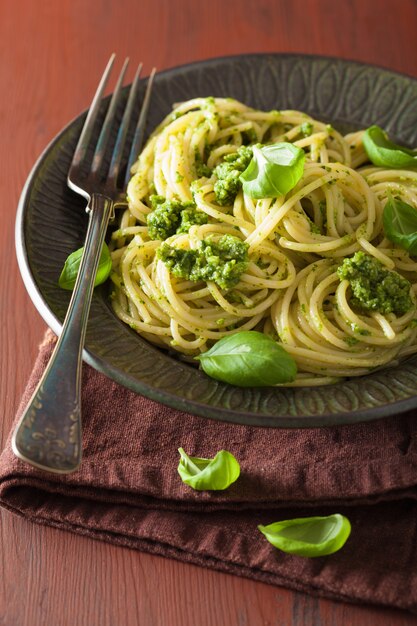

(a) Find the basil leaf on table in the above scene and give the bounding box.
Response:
[196,330,297,387]
[239,143,305,199]
[177,448,240,490]
[383,195,417,255]
[58,242,112,290]
[258,514,351,557]
[362,125,417,169]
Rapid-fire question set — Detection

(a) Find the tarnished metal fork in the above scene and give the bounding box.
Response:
[12,54,155,474]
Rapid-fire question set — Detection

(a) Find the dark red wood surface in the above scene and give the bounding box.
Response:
[2,1,417,624]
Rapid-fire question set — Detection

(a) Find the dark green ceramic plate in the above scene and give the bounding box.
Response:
[15,54,417,427]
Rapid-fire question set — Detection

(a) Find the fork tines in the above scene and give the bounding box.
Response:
[68,54,156,198]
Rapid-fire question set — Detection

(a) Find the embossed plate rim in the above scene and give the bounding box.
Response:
[15,53,417,427]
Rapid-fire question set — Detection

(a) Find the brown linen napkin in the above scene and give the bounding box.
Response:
[2,331,417,612]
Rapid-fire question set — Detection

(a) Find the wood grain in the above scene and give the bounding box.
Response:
[1,0,417,624]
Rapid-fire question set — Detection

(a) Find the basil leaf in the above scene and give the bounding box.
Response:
[383,195,417,255]
[362,125,417,169]
[58,242,112,290]
[258,514,351,557]
[239,143,305,199]
[177,448,240,490]
[196,330,297,386]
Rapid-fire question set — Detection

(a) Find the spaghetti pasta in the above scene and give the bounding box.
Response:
[109,97,417,386]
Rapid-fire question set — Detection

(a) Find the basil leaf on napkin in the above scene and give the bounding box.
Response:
[362,125,417,169]
[177,448,240,490]
[239,143,305,199]
[383,195,417,255]
[58,242,112,290]
[258,514,351,557]
[196,331,297,387]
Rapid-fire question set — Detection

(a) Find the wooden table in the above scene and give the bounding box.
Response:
[2,1,417,623]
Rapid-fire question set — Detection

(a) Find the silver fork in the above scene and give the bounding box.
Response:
[12,54,155,474]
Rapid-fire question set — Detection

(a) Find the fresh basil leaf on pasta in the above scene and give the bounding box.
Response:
[58,242,112,290]
[177,448,240,490]
[258,514,351,557]
[362,125,417,168]
[196,331,297,386]
[239,143,305,199]
[383,195,417,255]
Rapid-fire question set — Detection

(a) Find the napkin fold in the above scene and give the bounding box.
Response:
[1,330,417,612]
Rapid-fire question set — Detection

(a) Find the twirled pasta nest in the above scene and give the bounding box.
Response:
[109,97,417,386]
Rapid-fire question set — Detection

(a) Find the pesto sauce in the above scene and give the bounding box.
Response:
[147,195,207,240]
[213,145,254,206]
[337,251,414,316]
[194,147,212,178]
[300,122,313,137]
[158,235,249,290]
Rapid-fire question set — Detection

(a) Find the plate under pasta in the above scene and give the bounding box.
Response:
[109,96,417,386]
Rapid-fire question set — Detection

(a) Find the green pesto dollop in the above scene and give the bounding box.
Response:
[147,195,208,240]
[213,145,254,206]
[158,234,249,290]
[337,251,414,316]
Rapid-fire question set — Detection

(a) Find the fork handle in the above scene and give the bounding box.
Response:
[12,193,114,474]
